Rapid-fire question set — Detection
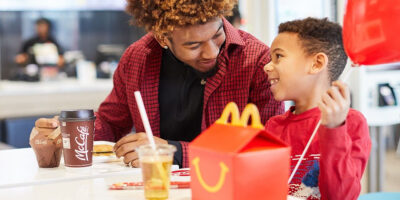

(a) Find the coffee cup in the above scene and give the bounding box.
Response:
[59,110,96,168]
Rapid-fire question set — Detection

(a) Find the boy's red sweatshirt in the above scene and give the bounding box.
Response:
[265,107,371,200]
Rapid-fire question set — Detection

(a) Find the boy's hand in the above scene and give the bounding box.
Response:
[318,81,350,128]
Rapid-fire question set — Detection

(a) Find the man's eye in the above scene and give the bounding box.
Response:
[190,45,200,50]
[213,33,222,39]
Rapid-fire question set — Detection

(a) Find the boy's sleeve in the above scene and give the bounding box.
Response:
[318,110,371,200]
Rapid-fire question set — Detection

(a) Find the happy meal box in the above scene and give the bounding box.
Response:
[189,102,290,200]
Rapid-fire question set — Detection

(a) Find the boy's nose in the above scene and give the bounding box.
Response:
[264,62,274,73]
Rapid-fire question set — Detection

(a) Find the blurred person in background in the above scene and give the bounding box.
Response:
[15,18,64,68]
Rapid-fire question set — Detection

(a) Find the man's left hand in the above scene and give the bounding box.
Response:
[113,132,168,167]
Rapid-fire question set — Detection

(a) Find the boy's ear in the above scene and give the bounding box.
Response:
[309,52,329,75]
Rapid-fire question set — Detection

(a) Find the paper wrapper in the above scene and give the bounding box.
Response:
[29,127,62,168]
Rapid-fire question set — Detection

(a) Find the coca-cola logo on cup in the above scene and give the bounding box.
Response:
[75,126,89,161]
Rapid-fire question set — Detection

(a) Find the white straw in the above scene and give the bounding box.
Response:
[340,63,355,83]
[288,63,354,184]
[134,91,156,150]
[288,120,321,184]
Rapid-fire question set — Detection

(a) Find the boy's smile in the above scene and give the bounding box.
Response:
[269,78,279,86]
[267,77,280,94]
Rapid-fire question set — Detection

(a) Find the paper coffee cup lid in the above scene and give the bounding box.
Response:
[59,110,96,121]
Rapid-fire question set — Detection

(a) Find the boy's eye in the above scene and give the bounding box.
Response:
[276,53,283,59]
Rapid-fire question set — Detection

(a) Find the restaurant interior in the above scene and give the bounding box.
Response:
[0,0,399,199]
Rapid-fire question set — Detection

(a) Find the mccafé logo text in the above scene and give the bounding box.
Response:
[75,126,89,161]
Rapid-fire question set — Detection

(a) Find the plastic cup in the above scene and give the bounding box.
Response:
[59,109,96,168]
[137,144,176,200]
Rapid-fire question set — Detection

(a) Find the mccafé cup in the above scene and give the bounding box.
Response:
[59,110,96,168]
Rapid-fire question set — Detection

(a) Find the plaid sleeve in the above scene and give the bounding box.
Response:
[250,47,284,124]
[180,141,189,168]
[94,48,135,142]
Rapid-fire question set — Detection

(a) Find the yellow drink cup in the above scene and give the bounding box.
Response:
[137,144,176,200]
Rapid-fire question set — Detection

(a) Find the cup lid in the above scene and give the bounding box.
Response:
[136,144,177,155]
[59,110,96,121]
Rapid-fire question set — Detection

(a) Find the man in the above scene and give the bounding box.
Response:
[36,0,283,168]
[15,18,64,68]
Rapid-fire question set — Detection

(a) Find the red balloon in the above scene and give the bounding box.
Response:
[343,0,400,65]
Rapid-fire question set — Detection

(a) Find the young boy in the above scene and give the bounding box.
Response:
[264,18,371,200]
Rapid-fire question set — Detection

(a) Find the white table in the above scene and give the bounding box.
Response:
[0,148,191,200]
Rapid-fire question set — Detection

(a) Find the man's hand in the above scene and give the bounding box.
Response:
[35,116,59,129]
[318,81,351,128]
[113,132,168,167]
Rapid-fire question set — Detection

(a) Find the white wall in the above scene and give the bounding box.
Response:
[240,0,336,46]
[239,0,276,45]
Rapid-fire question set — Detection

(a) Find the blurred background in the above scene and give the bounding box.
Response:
[0,0,145,80]
[0,0,398,195]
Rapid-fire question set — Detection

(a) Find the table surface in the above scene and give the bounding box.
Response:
[0,148,301,200]
[0,148,191,200]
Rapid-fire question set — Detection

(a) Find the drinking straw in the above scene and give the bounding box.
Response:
[134,91,168,188]
[134,91,157,150]
[288,66,354,184]
[287,120,321,184]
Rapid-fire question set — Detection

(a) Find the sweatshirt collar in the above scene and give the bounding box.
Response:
[286,106,321,121]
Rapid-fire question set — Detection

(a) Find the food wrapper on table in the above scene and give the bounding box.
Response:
[189,102,291,200]
[29,127,62,168]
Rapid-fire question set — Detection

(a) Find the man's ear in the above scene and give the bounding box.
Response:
[153,32,169,49]
[309,52,329,75]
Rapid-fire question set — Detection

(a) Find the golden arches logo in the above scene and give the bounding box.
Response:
[192,157,229,193]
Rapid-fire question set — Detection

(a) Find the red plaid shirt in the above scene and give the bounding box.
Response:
[94,18,284,167]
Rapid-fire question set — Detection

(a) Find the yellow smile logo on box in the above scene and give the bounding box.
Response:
[192,157,229,193]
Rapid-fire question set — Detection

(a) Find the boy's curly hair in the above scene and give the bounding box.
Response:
[126,0,237,36]
[279,17,348,81]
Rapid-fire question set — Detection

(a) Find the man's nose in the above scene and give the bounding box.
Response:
[201,40,219,60]
[264,62,274,73]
